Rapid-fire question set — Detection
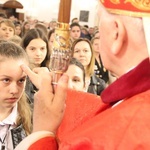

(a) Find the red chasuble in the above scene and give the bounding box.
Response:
[29,58,150,150]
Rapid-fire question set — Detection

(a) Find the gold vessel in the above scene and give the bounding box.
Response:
[49,22,71,85]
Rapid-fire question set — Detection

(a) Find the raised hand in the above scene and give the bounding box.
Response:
[21,64,69,133]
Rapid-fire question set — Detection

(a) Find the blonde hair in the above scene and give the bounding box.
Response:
[9,35,22,45]
[17,92,32,135]
[71,38,95,77]
[91,36,99,44]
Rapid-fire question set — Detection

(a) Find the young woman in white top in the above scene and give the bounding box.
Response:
[0,41,32,150]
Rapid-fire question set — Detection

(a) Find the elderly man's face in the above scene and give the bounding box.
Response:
[97,4,113,71]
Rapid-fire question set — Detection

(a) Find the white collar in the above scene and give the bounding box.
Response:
[111,100,124,108]
[0,104,18,126]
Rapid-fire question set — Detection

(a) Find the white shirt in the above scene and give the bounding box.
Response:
[0,104,18,150]
[84,78,90,92]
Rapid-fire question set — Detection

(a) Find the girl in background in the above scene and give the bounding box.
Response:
[65,57,85,92]
[21,21,30,38]
[15,23,22,37]
[0,19,15,40]
[21,28,50,103]
[71,38,106,96]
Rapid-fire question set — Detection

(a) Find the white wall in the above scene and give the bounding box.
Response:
[23,0,60,22]
[71,0,99,27]
[0,0,100,27]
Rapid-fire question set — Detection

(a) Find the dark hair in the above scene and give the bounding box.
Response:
[0,40,28,61]
[93,30,99,37]
[69,57,85,85]
[14,23,22,36]
[71,17,78,23]
[70,22,81,30]
[0,12,7,19]
[21,21,30,37]
[84,25,89,28]
[21,28,50,67]
[34,23,48,36]
[48,29,55,40]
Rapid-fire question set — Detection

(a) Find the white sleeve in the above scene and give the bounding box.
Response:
[15,131,55,150]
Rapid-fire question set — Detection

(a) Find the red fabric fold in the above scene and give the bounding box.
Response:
[28,137,58,150]
[101,58,150,103]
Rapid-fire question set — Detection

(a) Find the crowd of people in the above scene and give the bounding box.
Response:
[0,8,108,149]
[0,11,110,96]
[0,0,150,149]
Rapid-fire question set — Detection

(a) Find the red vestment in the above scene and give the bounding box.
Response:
[29,58,150,150]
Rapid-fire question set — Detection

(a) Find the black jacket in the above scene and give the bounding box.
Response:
[94,57,109,83]
[87,74,106,96]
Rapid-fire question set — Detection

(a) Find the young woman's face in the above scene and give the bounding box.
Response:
[24,23,30,30]
[70,26,81,41]
[0,23,14,40]
[65,64,85,91]
[92,39,99,53]
[0,57,27,110]
[25,38,47,67]
[94,32,100,38]
[15,25,21,36]
[73,41,92,68]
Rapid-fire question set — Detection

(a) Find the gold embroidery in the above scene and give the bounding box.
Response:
[100,0,150,17]
[107,8,150,17]
[125,0,150,11]
[110,0,120,4]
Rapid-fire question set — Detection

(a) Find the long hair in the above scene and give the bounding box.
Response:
[21,21,30,37]
[35,23,48,36]
[21,28,50,68]
[17,92,32,135]
[0,41,32,135]
[71,38,95,77]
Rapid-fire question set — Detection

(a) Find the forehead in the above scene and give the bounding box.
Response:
[0,22,6,26]
[89,28,94,30]
[75,41,90,48]
[0,56,27,65]
[93,38,99,43]
[16,25,21,29]
[28,38,46,46]
[71,26,80,30]
[0,22,13,28]
[25,23,30,26]
[66,65,83,76]
[0,57,27,76]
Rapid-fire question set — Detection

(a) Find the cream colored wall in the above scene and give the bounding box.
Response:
[71,0,99,27]
[0,0,99,27]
